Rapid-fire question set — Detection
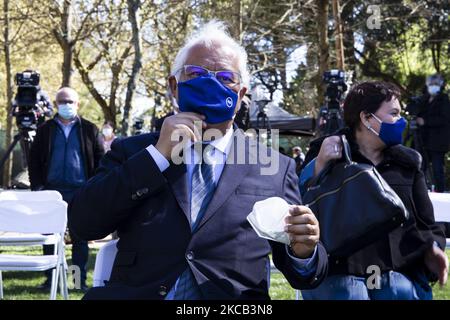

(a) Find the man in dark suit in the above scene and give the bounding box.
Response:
[69,21,328,300]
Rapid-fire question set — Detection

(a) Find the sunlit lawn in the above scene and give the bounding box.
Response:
[1,245,449,300]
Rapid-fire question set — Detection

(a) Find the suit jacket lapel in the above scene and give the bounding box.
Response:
[163,160,191,224]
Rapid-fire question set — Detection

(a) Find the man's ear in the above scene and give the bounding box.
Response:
[233,87,248,115]
[168,75,178,99]
[239,86,247,100]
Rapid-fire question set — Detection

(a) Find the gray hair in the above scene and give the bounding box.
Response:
[171,20,250,88]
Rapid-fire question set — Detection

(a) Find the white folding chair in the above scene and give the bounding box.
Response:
[0,190,64,247]
[0,190,69,300]
[429,192,450,248]
[92,239,118,287]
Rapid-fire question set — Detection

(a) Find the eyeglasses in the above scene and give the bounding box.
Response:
[177,65,242,87]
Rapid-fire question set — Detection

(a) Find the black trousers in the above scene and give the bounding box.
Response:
[43,229,88,285]
[426,150,447,192]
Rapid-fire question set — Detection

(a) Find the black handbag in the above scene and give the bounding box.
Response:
[302,135,409,258]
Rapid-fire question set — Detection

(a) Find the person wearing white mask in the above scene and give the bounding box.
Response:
[416,74,450,192]
[29,87,105,292]
[101,121,116,152]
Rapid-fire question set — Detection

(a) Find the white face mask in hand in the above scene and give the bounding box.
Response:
[247,197,290,245]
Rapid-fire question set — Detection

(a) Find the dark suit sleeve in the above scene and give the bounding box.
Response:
[270,158,328,290]
[68,138,168,240]
[29,126,45,191]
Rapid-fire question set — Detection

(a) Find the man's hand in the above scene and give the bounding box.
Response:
[284,205,320,259]
[155,112,206,159]
[416,117,425,126]
[425,244,449,287]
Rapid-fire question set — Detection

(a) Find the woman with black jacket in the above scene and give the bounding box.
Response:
[299,81,448,300]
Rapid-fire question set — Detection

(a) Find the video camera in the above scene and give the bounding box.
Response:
[1,70,53,173]
[318,70,347,136]
[12,70,52,131]
[132,118,144,135]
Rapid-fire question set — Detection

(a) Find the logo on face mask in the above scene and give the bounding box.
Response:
[178,76,239,124]
[226,97,233,108]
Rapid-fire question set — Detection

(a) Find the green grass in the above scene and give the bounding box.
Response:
[1,245,449,300]
[0,246,98,300]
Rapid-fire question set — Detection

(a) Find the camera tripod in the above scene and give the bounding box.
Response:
[0,129,33,174]
[255,100,272,145]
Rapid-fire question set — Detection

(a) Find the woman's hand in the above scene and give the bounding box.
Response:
[424,244,449,286]
[314,136,343,176]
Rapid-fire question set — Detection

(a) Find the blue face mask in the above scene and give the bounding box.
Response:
[177,75,239,124]
[369,114,407,146]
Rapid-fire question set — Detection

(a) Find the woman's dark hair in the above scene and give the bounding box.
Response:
[343,81,401,130]
[103,120,114,127]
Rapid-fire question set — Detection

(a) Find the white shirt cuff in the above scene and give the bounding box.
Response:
[146,144,170,172]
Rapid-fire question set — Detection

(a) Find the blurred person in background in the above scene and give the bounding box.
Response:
[101,121,116,152]
[416,74,450,192]
[29,87,104,292]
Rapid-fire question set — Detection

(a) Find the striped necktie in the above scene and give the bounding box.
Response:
[190,143,216,230]
[171,144,216,300]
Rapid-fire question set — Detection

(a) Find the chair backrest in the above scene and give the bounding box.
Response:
[429,192,450,223]
[0,191,67,234]
[0,190,63,202]
[93,239,119,287]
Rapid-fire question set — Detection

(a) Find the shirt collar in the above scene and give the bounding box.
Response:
[55,115,79,127]
[209,127,234,155]
[186,127,234,156]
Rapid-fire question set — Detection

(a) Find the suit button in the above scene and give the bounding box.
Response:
[132,188,149,200]
[158,285,167,296]
[137,188,148,196]
[186,251,194,261]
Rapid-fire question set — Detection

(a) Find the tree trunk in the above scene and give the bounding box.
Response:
[232,0,242,42]
[73,51,114,125]
[2,0,14,187]
[332,0,345,70]
[121,0,143,136]
[342,0,356,79]
[317,0,330,105]
[58,0,74,87]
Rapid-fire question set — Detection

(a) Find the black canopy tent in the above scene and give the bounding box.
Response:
[248,102,316,136]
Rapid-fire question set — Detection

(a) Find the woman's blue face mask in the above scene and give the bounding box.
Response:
[177,75,239,124]
[367,113,407,146]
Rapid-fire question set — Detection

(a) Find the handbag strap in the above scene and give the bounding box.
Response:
[340,135,352,165]
[308,134,353,187]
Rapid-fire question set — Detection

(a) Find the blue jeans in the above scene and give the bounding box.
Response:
[301,271,433,300]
